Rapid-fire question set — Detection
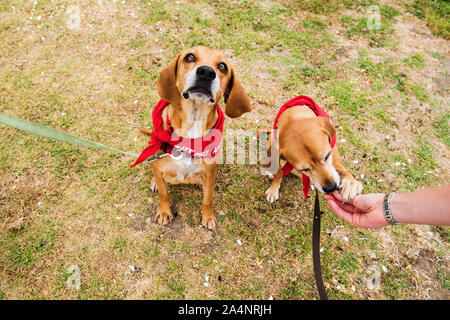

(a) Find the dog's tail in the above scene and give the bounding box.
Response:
[139,128,152,135]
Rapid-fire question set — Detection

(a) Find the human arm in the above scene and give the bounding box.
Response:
[323,185,450,228]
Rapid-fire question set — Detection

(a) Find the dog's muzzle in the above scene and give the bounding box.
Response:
[322,182,337,194]
[183,65,217,103]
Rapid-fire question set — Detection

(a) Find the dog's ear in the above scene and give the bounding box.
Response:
[223,67,252,118]
[157,53,182,108]
[318,117,336,142]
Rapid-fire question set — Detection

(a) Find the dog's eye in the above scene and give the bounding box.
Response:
[302,168,310,172]
[217,62,228,73]
[184,54,196,63]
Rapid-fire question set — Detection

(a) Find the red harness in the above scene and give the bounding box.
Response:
[273,95,336,199]
[131,99,224,168]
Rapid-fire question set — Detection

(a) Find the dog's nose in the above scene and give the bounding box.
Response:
[196,65,216,82]
[323,183,337,194]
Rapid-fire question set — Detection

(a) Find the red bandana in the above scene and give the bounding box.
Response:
[273,95,336,199]
[131,99,224,168]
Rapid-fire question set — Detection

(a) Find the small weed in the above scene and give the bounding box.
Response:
[279,279,309,299]
[430,51,444,61]
[111,237,128,250]
[409,84,429,102]
[302,15,327,30]
[432,113,450,146]
[402,53,426,68]
[130,39,145,49]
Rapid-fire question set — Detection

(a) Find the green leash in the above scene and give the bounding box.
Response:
[0,113,140,158]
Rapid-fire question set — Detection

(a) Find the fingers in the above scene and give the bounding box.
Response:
[325,197,358,225]
[325,193,388,228]
[324,194,354,211]
[326,190,354,204]
[331,190,344,202]
[336,200,356,213]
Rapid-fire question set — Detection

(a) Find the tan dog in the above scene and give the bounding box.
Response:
[263,105,363,203]
[148,46,251,229]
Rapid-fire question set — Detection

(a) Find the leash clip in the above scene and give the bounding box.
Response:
[146,150,187,162]
[146,153,170,163]
[169,152,184,160]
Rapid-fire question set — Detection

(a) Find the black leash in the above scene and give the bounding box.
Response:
[313,189,329,300]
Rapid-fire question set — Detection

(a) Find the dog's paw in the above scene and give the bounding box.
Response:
[261,170,274,179]
[202,215,216,230]
[265,186,280,203]
[339,176,363,201]
[150,177,158,193]
[201,206,216,230]
[155,208,173,226]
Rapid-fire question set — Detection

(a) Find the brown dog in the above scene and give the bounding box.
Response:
[148,46,251,229]
[263,104,363,203]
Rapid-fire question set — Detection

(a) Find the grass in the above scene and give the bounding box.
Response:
[1,220,58,271]
[433,113,449,147]
[341,4,400,47]
[0,0,448,300]
[406,0,450,39]
[402,53,426,68]
[409,83,430,102]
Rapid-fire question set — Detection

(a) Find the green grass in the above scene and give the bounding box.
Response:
[433,113,450,146]
[279,278,310,299]
[355,50,403,84]
[302,14,328,31]
[406,0,450,39]
[141,0,170,24]
[342,5,399,47]
[402,53,426,68]
[409,83,429,102]
[0,220,58,271]
[430,51,444,61]
[323,81,369,116]
[390,139,439,191]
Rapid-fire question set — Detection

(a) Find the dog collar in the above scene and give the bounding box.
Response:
[272,95,337,199]
[131,99,224,167]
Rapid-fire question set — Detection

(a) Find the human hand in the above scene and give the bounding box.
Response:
[323,191,389,228]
